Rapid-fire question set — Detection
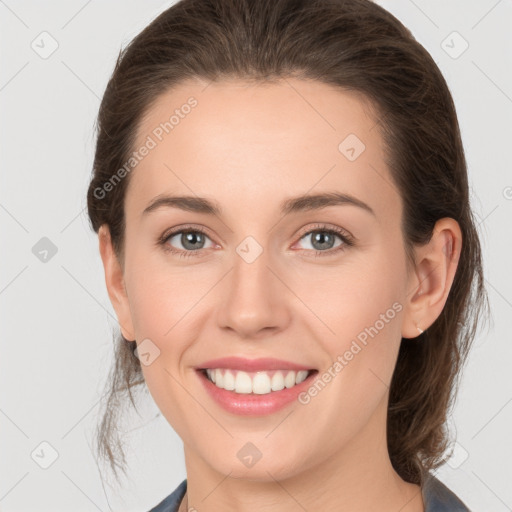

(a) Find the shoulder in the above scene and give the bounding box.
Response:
[148,479,187,512]
[422,473,471,511]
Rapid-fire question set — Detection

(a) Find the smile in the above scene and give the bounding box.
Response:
[195,367,319,416]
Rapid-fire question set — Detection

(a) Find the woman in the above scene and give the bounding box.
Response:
[87,0,489,510]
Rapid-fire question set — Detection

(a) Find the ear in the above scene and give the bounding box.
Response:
[401,217,462,339]
[98,224,136,341]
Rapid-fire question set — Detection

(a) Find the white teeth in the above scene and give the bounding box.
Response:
[296,370,309,384]
[284,371,296,388]
[252,372,271,394]
[234,371,253,393]
[223,370,235,390]
[204,369,311,395]
[271,371,285,391]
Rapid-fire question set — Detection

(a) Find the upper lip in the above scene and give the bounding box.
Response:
[196,357,315,372]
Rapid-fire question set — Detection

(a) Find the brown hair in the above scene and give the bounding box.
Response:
[87,0,490,488]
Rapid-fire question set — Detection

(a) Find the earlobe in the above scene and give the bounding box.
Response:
[98,224,136,341]
[401,218,462,339]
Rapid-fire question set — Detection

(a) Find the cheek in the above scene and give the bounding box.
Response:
[125,262,198,434]
[139,362,200,453]
[297,252,403,340]
[124,246,203,339]
[290,265,404,453]
[304,249,405,393]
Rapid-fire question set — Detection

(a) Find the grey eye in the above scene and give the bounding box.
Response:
[298,230,344,251]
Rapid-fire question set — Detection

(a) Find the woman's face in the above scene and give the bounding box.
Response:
[105,78,421,481]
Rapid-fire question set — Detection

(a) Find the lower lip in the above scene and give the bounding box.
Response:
[196,369,318,416]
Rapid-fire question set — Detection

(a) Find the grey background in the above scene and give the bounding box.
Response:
[0,0,511,510]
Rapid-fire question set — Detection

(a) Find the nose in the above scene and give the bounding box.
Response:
[216,248,292,339]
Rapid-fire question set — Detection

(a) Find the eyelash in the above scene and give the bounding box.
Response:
[157,223,355,259]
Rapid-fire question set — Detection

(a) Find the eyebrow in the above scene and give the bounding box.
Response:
[142,192,376,218]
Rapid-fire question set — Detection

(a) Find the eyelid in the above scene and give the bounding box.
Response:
[290,223,355,255]
[159,222,355,257]
[295,222,353,241]
[158,224,217,250]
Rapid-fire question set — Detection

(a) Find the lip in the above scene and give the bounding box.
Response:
[196,356,315,372]
[195,364,319,416]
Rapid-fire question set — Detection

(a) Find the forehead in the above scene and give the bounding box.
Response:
[128,78,399,224]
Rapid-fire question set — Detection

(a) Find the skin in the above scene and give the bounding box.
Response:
[98,77,462,511]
